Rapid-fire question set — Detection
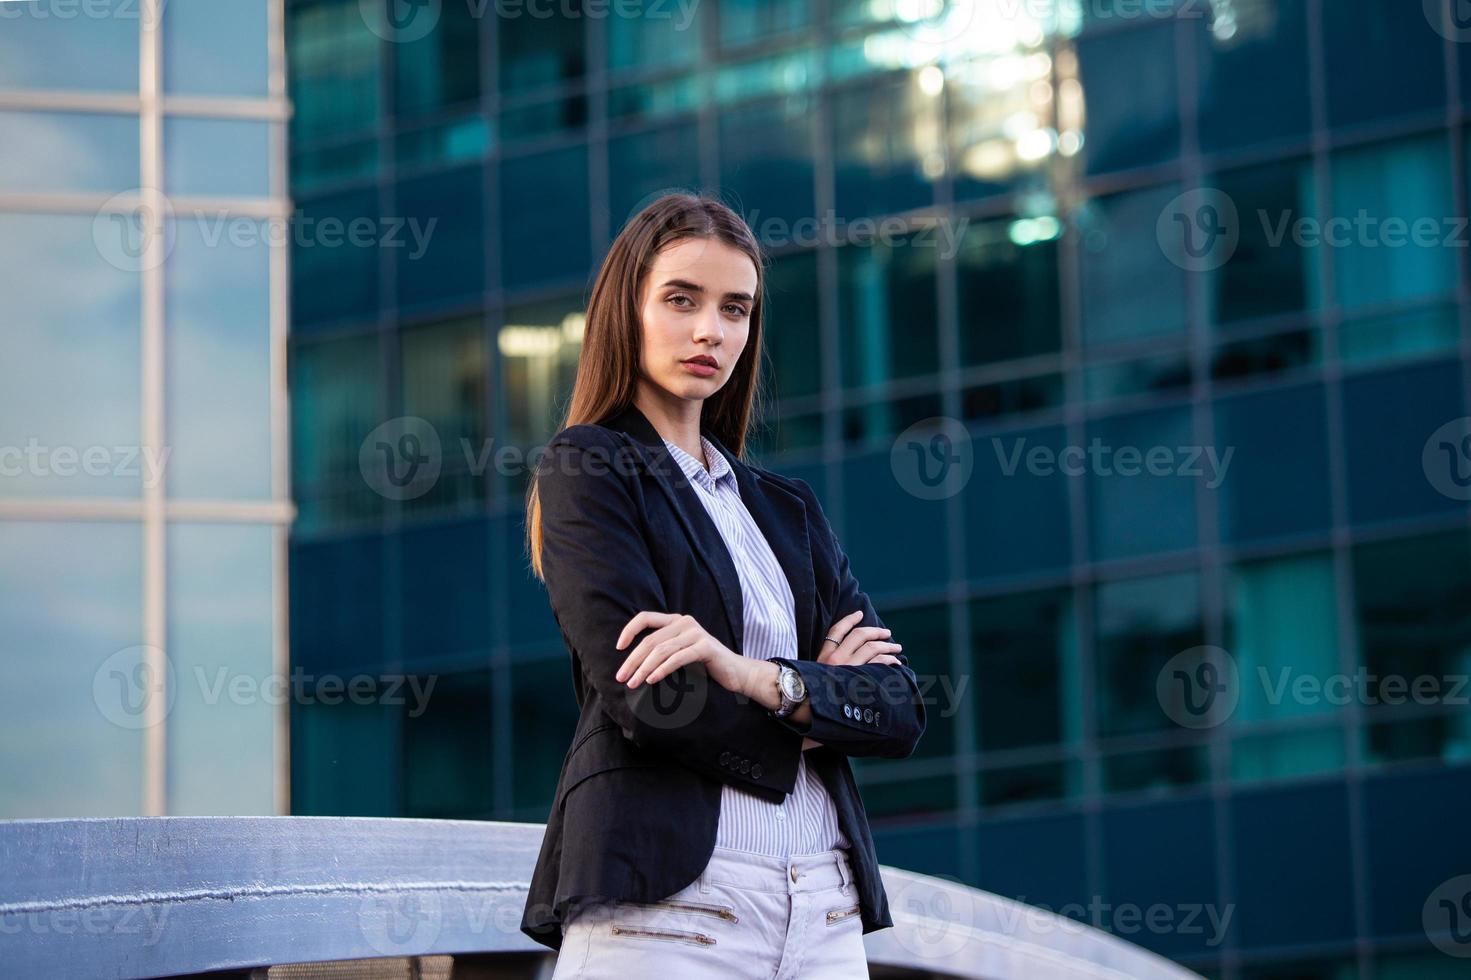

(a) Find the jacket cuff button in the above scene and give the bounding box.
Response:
[751,764,763,779]
[719,750,731,767]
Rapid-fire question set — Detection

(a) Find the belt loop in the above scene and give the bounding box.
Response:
[835,850,852,893]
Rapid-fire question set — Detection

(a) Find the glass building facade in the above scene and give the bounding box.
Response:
[285,1,1471,977]
[0,1,290,817]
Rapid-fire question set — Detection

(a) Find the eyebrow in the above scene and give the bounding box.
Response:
[658,278,756,303]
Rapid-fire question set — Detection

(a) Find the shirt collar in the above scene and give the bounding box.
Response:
[660,433,732,492]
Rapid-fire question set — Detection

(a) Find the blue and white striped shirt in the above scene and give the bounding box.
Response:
[660,433,850,857]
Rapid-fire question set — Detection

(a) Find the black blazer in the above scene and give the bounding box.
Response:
[519,402,927,952]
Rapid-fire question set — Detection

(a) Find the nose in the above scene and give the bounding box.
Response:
[691,309,724,345]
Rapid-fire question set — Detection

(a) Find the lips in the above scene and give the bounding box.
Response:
[683,355,718,369]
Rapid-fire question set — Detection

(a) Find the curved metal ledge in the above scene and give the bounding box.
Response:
[0,816,1201,979]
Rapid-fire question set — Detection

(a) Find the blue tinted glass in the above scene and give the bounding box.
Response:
[400,518,490,663]
[0,521,142,817]
[1079,184,1187,347]
[0,214,141,499]
[1328,135,1457,312]
[511,656,581,817]
[1212,383,1331,543]
[0,0,138,91]
[1323,0,1445,128]
[831,76,935,219]
[394,164,484,312]
[841,392,943,448]
[287,0,382,143]
[1194,0,1310,152]
[290,333,384,533]
[837,233,939,387]
[164,0,268,97]
[1339,303,1461,367]
[1099,799,1220,957]
[165,217,272,500]
[840,451,948,595]
[1083,351,1192,403]
[1102,744,1208,793]
[1208,157,1315,324]
[392,0,480,118]
[719,0,807,46]
[399,317,489,517]
[395,115,491,172]
[1224,551,1340,723]
[948,53,1052,203]
[1343,358,1467,525]
[1231,783,1355,949]
[956,218,1061,366]
[607,125,701,237]
[1077,21,1180,175]
[0,110,138,193]
[165,118,271,197]
[762,249,821,399]
[1095,571,1203,738]
[718,98,816,231]
[166,523,276,815]
[290,186,381,330]
[499,9,584,93]
[404,669,494,817]
[291,695,396,815]
[1363,767,1471,940]
[499,293,584,453]
[1087,406,1198,561]
[965,423,1072,580]
[970,588,1080,750]
[291,136,379,194]
[506,516,560,651]
[289,533,386,675]
[500,147,590,289]
[607,0,700,73]
[1230,727,1345,783]
[975,812,1088,913]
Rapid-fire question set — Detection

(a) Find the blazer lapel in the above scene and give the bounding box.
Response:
[598,403,818,664]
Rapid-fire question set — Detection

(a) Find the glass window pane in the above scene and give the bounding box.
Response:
[964,423,1072,580]
[395,114,491,172]
[1212,383,1331,544]
[290,334,384,533]
[163,0,268,97]
[1099,798,1219,958]
[1339,302,1461,367]
[1363,768,1471,942]
[1194,0,1310,153]
[1323,0,1445,129]
[392,0,480,119]
[608,2,700,74]
[1083,351,1191,404]
[1095,571,1203,738]
[400,316,489,516]
[0,0,138,92]
[1086,405,1198,561]
[948,51,1053,202]
[498,89,587,145]
[166,523,276,815]
[956,217,1061,366]
[291,691,395,815]
[165,118,271,198]
[1077,21,1179,175]
[0,213,141,499]
[166,217,273,500]
[607,124,701,236]
[971,588,1080,751]
[405,669,494,817]
[0,109,138,194]
[290,136,379,194]
[1211,327,1320,383]
[718,96,816,230]
[837,232,939,388]
[840,392,942,448]
[400,517,491,663]
[394,163,485,312]
[1207,157,1315,325]
[1328,134,1457,312]
[499,9,584,94]
[762,248,821,400]
[500,293,584,457]
[1078,184,1186,348]
[831,76,937,220]
[840,451,948,595]
[290,533,387,674]
[500,146,590,289]
[979,760,1081,810]
[287,0,382,144]
[875,603,952,760]
[1230,727,1344,783]
[290,186,381,330]
[719,0,808,47]
[0,521,142,817]
[511,656,581,819]
[1102,744,1208,793]
[962,372,1064,423]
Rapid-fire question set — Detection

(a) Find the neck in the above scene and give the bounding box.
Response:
[633,380,706,464]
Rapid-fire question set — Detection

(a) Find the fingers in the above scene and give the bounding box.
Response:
[616,610,680,652]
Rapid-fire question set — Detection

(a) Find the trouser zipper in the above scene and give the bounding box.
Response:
[613,898,739,923]
[610,925,718,945]
[826,904,861,925]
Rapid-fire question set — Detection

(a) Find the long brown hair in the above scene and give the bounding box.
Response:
[525,192,770,581]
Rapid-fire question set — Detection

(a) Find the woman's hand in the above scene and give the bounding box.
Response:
[614,611,749,694]
[818,609,903,666]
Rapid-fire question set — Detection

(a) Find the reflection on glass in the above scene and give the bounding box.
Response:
[0,109,139,194]
[1338,304,1460,367]
[511,657,581,819]
[164,0,268,97]
[1224,551,1339,723]
[0,0,138,92]
[405,669,494,817]
[0,214,141,499]
[1102,744,1208,793]
[500,145,590,289]
[607,124,701,233]
[948,51,1056,201]
[500,295,584,458]
[395,116,491,173]
[0,521,142,817]
[499,11,584,94]
[608,2,700,74]
[290,186,382,329]
[1076,21,1179,175]
[394,164,484,311]
[1095,570,1203,737]
[971,588,1080,750]
[719,97,816,230]
[401,316,488,517]
[1206,157,1314,325]
[1086,405,1197,561]
[837,231,939,388]
[1084,351,1191,403]
[1194,0,1310,152]
[842,392,942,447]
[1078,184,1186,347]
[980,760,1081,808]
[1211,328,1319,382]
[287,0,382,144]
[956,217,1061,366]
[165,118,271,198]
[831,73,937,219]
[290,333,383,533]
[761,249,821,400]
[166,218,272,500]
[1323,0,1446,129]
[608,74,701,122]
[1212,382,1331,544]
[167,523,275,814]
[719,0,808,48]
[499,91,589,144]
[290,137,379,194]
[1230,727,1344,783]
[392,0,480,119]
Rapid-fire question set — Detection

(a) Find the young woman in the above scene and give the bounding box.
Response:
[519,193,927,978]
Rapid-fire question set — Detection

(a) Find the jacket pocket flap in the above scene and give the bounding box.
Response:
[557,722,660,811]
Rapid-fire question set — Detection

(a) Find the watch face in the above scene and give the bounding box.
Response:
[781,667,805,700]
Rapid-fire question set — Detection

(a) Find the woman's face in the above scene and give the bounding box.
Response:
[637,236,757,405]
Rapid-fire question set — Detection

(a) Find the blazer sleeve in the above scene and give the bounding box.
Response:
[533,425,799,800]
[769,478,927,760]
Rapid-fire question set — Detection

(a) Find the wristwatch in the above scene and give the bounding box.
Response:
[771,662,808,719]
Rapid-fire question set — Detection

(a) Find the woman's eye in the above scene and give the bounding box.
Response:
[668,294,694,308]
[724,305,749,317]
